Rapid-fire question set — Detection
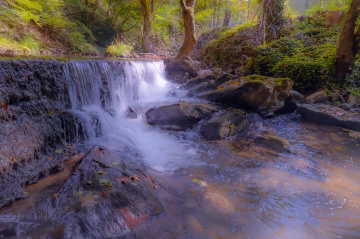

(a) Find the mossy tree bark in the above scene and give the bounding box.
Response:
[335,0,360,80]
[259,0,285,44]
[139,0,154,52]
[176,0,197,60]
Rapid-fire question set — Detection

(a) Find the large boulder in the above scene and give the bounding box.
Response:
[297,104,360,131]
[146,103,218,130]
[185,74,233,96]
[165,57,201,83]
[347,94,360,108]
[199,75,293,113]
[200,109,249,140]
[305,90,328,104]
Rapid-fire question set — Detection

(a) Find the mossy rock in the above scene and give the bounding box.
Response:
[200,109,249,140]
[199,75,293,112]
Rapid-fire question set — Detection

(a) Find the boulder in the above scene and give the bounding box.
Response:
[297,104,360,131]
[289,90,305,103]
[165,57,200,83]
[146,103,218,130]
[197,69,213,76]
[200,109,249,140]
[199,75,293,112]
[305,90,328,104]
[183,73,216,90]
[347,94,360,108]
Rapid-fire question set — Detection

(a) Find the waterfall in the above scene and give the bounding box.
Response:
[63,60,197,171]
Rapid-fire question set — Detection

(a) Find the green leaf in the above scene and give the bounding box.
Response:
[55,149,62,154]
[99,179,112,187]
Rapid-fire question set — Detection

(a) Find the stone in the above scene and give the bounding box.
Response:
[183,73,215,90]
[305,90,328,104]
[146,103,218,130]
[165,57,200,83]
[199,75,294,112]
[297,104,360,131]
[347,94,360,108]
[200,109,249,140]
[289,90,305,103]
[197,69,213,76]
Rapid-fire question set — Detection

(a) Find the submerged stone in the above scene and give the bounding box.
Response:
[200,109,249,140]
[298,104,360,132]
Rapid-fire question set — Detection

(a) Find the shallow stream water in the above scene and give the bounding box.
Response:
[0,60,360,239]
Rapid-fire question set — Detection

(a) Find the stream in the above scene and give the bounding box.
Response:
[0,59,360,239]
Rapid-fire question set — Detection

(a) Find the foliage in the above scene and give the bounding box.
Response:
[106,43,133,57]
[251,17,341,93]
[345,62,360,97]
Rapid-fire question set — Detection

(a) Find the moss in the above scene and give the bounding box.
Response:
[273,78,292,86]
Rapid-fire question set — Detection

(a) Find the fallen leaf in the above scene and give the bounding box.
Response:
[67,145,73,148]
[98,170,106,175]
[343,116,348,120]
[25,192,29,196]
[192,178,208,187]
[47,111,53,116]
[99,179,112,187]
[117,176,130,184]
[47,156,53,161]
[55,149,62,154]
[76,191,84,196]
[1,103,8,111]
[52,193,57,199]
[130,175,141,181]
[111,162,119,166]
[79,193,100,207]
[101,190,109,197]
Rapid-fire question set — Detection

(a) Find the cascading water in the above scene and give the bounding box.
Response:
[63,60,198,171]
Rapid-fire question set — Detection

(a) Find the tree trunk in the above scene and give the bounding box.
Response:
[176,0,197,60]
[216,0,222,27]
[211,0,217,28]
[335,0,360,80]
[259,0,285,44]
[140,0,152,52]
[222,9,232,27]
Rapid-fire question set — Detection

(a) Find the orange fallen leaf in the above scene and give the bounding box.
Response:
[130,175,141,181]
[1,102,8,111]
[47,156,53,160]
[52,193,57,199]
[117,176,130,184]
[25,192,29,196]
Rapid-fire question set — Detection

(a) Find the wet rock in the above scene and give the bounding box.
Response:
[0,60,79,208]
[126,108,138,119]
[199,75,293,113]
[289,90,305,103]
[200,109,249,140]
[0,147,164,238]
[183,73,215,90]
[347,94,360,108]
[165,57,200,83]
[197,69,213,76]
[254,133,291,153]
[297,104,360,131]
[146,103,218,130]
[305,90,328,104]
[339,103,351,111]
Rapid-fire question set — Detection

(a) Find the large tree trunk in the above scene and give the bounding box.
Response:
[335,0,360,80]
[259,0,285,44]
[176,0,197,60]
[211,0,217,28]
[223,0,232,28]
[140,0,153,52]
[216,0,222,27]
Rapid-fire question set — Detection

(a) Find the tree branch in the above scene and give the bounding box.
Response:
[180,0,186,11]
